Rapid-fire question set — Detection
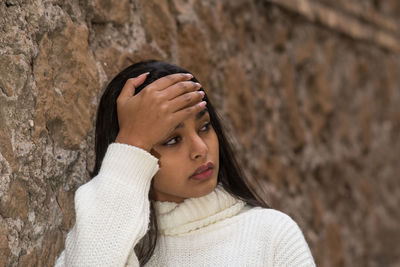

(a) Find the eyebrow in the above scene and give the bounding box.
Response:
[174,108,209,130]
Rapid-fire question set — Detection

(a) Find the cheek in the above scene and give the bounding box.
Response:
[209,130,219,158]
[210,131,220,173]
[152,154,183,189]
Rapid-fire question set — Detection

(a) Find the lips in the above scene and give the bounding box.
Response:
[190,162,214,178]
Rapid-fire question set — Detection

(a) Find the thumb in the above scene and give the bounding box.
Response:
[119,72,150,99]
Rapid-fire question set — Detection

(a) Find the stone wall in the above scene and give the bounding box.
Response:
[1,0,399,266]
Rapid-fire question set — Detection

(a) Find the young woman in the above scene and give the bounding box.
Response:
[55,61,316,266]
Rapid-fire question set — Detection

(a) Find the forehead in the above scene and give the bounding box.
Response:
[195,108,208,120]
[174,108,209,130]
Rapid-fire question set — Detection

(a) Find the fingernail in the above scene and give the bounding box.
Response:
[195,82,202,88]
[199,101,206,107]
[140,72,150,77]
[198,91,205,96]
[185,73,193,78]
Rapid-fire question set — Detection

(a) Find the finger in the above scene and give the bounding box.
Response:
[168,91,205,112]
[161,81,201,100]
[145,73,193,92]
[119,72,149,100]
[173,101,207,123]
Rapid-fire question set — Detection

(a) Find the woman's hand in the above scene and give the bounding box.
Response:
[115,72,206,151]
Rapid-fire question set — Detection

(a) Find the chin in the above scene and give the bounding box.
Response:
[190,176,218,198]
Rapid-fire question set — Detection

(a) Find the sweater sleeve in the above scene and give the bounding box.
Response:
[272,212,316,267]
[54,143,159,267]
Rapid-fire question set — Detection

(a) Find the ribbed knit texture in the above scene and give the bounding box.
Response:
[152,184,246,236]
[55,143,159,267]
[55,143,316,267]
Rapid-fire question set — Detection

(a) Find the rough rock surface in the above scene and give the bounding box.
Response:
[0,0,399,266]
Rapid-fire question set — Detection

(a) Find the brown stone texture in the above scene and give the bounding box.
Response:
[33,18,100,150]
[90,0,131,25]
[0,0,399,266]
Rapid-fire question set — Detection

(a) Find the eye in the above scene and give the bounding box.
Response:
[163,136,181,146]
[200,122,211,132]
[162,122,211,146]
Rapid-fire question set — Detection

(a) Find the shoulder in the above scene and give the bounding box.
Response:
[242,207,316,266]
[239,207,306,239]
[242,206,298,226]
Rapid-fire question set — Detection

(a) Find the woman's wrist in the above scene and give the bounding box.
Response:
[115,134,152,152]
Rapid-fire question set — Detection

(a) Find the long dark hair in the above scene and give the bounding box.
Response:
[92,60,270,265]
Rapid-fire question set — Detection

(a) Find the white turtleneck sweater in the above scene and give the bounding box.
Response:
[55,143,316,267]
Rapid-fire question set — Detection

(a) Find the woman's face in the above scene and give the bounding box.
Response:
[150,108,219,203]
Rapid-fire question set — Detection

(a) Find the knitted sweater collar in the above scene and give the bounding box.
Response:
[152,184,246,236]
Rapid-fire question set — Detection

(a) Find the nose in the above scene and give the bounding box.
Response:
[189,134,208,160]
